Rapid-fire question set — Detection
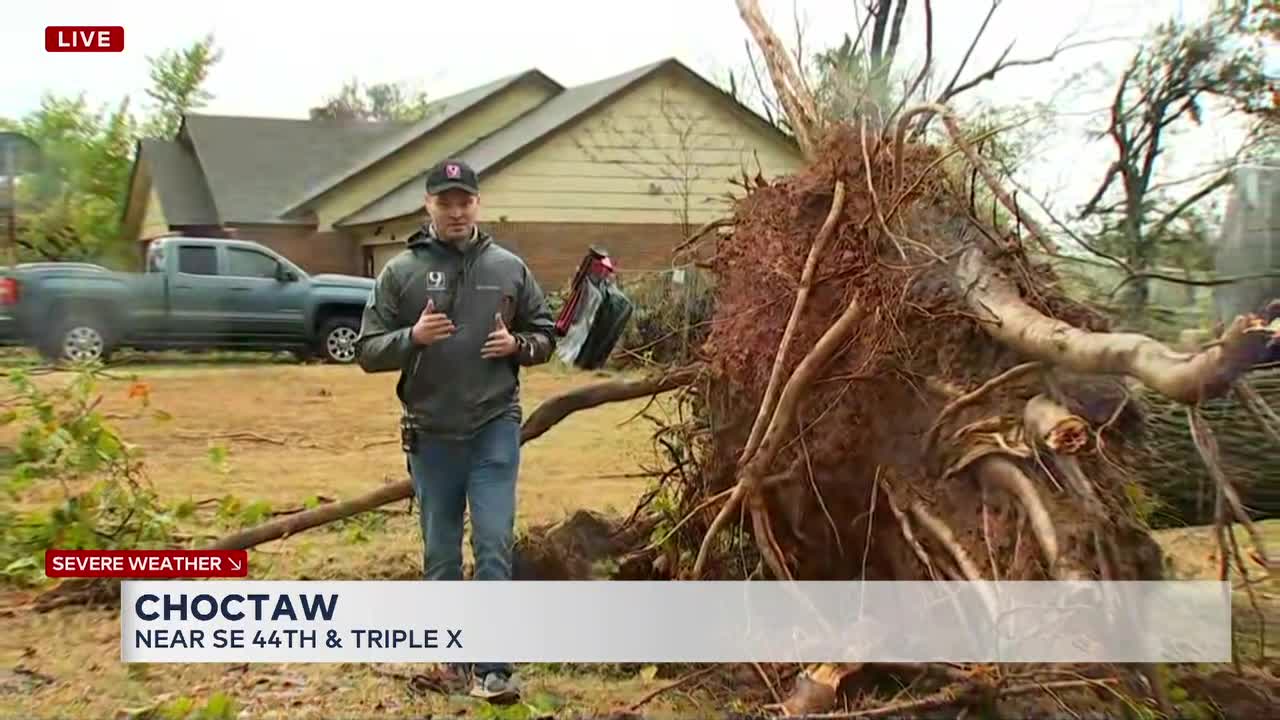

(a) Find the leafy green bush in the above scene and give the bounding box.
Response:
[0,366,185,586]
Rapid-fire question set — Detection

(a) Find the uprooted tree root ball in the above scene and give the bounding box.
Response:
[614,119,1276,586]
[587,111,1280,714]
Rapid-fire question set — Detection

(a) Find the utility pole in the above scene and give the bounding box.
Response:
[0,132,41,265]
[5,142,14,265]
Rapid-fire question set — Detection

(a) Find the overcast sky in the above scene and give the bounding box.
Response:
[2,0,1270,226]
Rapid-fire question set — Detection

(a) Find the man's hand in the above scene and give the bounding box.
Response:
[411,299,455,346]
[481,312,518,359]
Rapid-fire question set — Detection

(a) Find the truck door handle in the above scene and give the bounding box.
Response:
[229,287,250,292]
[175,285,193,290]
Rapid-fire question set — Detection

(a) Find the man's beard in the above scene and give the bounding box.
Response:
[437,224,473,243]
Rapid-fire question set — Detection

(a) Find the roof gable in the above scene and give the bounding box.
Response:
[276,69,562,216]
[133,59,792,229]
[137,138,219,225]
[336,58,795,227]
[180,113,406,224]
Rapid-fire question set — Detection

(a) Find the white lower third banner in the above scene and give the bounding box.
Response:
[120,580,1231,663]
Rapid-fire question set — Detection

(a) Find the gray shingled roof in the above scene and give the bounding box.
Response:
[182,114,407,224]
[138,139,219,225]
[275,70,560,216]
[335,60,668,227]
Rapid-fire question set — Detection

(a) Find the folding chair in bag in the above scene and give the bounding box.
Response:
[552,246,634,370]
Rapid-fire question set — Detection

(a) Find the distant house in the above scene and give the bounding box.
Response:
[120,58,804,287]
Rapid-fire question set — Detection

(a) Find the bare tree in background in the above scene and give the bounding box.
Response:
[1073,0,1276,324]
[573,88,740,237]
[729,0,1117,141]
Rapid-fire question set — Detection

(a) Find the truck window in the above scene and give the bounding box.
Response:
[226,248,279,279]
[178,246,218,275]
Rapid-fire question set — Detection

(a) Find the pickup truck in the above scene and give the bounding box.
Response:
[0,236,374,364]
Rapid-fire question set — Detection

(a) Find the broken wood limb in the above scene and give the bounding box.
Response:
[924,361,1043,456]
[735,0,820,158]
[1023,394,1089,454]
[210,367,701,551]
[783,663,862,716]
[522,365,703,445]
[1023,394,1107,518]
[208,480,408,550]
[32,369,702,611]
[954,245,1277,405]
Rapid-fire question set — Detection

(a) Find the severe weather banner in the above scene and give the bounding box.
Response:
[120,580,1231,664]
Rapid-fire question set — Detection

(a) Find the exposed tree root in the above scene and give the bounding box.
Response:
[954,245,1278,404]
[1023,394,1107,521]
[1234,379,1280,450]
[692,291,868,577]
[974,456,1061,578]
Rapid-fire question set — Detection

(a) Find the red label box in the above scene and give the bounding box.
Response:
[45,26,124,53]
[45,550,248,578]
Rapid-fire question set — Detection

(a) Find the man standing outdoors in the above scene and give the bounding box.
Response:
[355,158,557,703]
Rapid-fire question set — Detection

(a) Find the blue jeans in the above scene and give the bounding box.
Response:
[407,416,519,678]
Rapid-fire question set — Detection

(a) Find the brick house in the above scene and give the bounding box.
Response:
[119,58,804,290]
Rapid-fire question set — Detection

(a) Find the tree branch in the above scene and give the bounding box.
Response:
[937,0,1001,103]
[737,0,821,157]
[1108,270,1280,301]
[1147,171,1232,242]
[943,36,1127,103]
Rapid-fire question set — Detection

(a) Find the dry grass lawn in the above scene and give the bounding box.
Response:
[1,354,1276,719]
[0,357,720,719]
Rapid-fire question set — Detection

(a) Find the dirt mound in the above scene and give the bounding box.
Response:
[514,510,650,580]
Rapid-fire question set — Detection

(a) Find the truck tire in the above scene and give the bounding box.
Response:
[44,314,113,364]
[318,316,361,364]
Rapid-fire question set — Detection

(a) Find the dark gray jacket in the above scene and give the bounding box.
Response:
[355,226,556,437]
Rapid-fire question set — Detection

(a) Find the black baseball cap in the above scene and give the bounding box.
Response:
[425,158,479,195]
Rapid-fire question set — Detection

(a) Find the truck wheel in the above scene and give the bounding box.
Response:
[46,315,112,364]
[319,317,361,364]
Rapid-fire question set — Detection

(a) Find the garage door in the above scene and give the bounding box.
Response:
[369,243,406,276]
